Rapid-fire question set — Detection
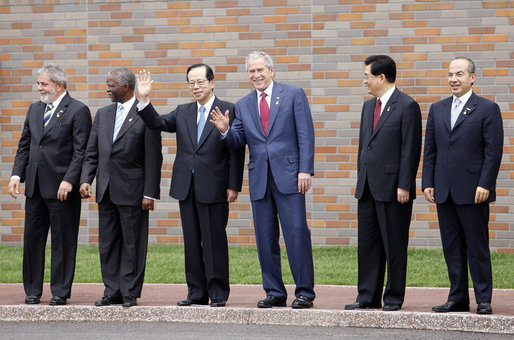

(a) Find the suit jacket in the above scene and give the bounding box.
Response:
[12,93,92,199]
[422,92,503,204]
[226,81,315,201]
[355,88,422,202]
[81,100,162,206]
[138,98,244,203]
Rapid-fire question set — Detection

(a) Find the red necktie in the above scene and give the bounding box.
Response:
[260,92,269,135]
[372,98,381,131]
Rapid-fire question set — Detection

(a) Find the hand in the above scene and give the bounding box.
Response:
[142,197,155,211]
[227,189,238,203]
[475,186,490,204]
[136,69,153,103]
[209,106,230,133]
[423,187,435,203]
[397,188,410,204]
[80,183,91,199]
[298,172,312,194]
[57,180,73,201]
[8,178,20,199]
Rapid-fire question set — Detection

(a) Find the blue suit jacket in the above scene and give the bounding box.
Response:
[226,81,315,201]
[422,92,503,204]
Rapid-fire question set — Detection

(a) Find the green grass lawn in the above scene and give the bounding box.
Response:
[0,245,512,288]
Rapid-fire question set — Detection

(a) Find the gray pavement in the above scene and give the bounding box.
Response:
[0,283,512,335]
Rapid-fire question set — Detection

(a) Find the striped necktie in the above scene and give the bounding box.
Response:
[197,106,206,143]
[43,103,54,128]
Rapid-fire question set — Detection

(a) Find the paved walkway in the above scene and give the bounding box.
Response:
[0,283,512,334]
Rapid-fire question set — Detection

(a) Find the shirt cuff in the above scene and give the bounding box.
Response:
[220,126,229,138]
[144,196,156,201]
[11,175,20,181]
[137,101,150,111]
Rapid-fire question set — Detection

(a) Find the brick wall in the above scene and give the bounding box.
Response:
[1,0,513,252]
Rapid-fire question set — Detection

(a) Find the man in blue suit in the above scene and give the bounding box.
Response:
[422,57,503,315]
[210,51,315,309]
[345,55,422,312]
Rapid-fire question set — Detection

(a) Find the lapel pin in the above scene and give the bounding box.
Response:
[463,108,470,115]
[129,117,133,122]
[56,110,63,118]
[387,107,390,112]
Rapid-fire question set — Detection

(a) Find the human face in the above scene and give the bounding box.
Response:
[106,75,129,103]
[187,66,214,105]
[448,59,475,98]
[37,73,63,104]
[247,57,274,92]
[363,64,383,97]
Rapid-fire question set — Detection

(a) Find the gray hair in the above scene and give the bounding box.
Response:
[36,64,68,89]
[245,51,274,71]
[454,56,476,74]
[107,67,136,92]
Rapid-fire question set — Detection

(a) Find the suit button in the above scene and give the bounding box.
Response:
[367,146,371,150]
[267,141,270,144]
[364,162,367,166]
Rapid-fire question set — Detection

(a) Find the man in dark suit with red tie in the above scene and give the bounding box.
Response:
[80,67,162,308]
[423,57,503,315]
[345,55,422,312]
[136,64,245,307]
[8,64,92,306]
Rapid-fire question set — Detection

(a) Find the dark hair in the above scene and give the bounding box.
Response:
[364,55,396,83]
[454,56,476,74]
[186,63,214,82]
[107,67,136,92]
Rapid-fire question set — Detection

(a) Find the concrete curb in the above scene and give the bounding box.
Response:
[0,305,512,334]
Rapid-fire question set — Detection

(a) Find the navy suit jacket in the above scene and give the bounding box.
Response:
[355,88,422,202]
[12,93,92,199]
[226,81,315,201]
[138,98,245,203]
[81,100,162,206]
[422,92,503,204]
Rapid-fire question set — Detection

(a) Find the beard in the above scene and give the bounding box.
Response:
[40,87,57,104]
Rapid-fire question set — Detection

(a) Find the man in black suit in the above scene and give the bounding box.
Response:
[80,67,162,308]
[423,57,503,315]
[136,64,244,307]
[345,55,422,312]
[8,64,92,306]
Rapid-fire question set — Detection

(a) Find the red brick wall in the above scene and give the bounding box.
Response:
[1,1,513,252]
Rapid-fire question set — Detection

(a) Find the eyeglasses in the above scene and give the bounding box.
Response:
[187,79,208,88]
[363,74,378,80]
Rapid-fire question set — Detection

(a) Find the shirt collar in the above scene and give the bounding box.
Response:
[378,85,395,107]
[197,95,216,114]
[256,81,274,100]
[47,91,67,110]
[453,89,473,107]
[119,95,136,112]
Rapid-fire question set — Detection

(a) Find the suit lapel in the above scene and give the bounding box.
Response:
[246,91,264,136]
[34,101,45,137]
[114,100,140,143]
[186,102,198,147]
[105,103,116,144]
[371,89,397,139]
[442,97,452,132]
[43,93,70,135]
[453,92,477,130]
[197,99,217,148]
[267,83,284,135]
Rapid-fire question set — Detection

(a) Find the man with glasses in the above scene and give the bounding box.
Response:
[346,55,422,312]
[423,57,503,315]
[136,64,245,307]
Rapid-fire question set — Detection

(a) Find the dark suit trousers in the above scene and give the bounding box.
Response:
[251,167,315,301]
[98,189,149,298]
[356,183,412,306]
[179,175,230,303]
[436,194,492,304]
[23,178,80,298]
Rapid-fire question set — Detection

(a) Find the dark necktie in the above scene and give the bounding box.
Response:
[260,92,269,135]
[372,98,381,131]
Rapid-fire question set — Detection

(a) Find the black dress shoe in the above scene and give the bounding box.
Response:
[291,295,313,309]
[210,300,226,307]
[257,295,286,308]
[344,301,381,310]
[177,299,208,306]
[432,301,469,313]
[122,296,137,308]
[25,295,40,305]
[477,302,492,315]
[49,296,67,306]
[95,295,123,306]
[382,304,401,311]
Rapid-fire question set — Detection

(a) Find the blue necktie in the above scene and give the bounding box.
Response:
[451,98,461,130]
[43,103,54,129]
[113,104,124,143]
[197,106,206,143]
